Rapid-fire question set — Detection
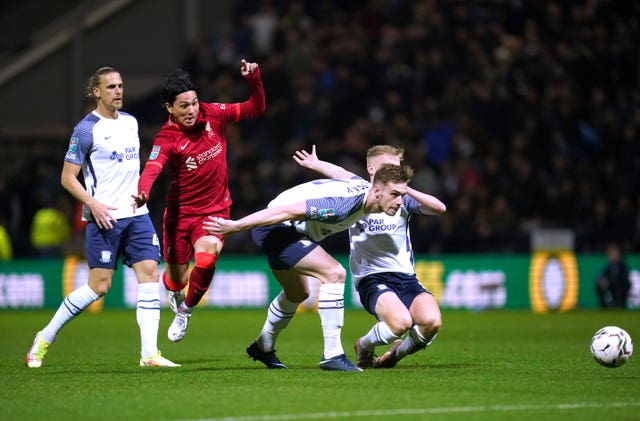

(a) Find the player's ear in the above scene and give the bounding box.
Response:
[367,163,377,179]
[373,184,382,199]
[165,103,173,114]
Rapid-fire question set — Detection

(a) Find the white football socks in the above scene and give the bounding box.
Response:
[360,321,399,351]
[137,282,161,358]
[396,325,436,359]
[257,291,299,352]
[41,284,99,343]
[317,283,345,358]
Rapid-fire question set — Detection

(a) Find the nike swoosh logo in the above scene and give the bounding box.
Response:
[180,142,189,150]
[105,136,112,140]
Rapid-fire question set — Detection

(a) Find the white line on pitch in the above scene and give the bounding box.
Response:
[175,401,640,421]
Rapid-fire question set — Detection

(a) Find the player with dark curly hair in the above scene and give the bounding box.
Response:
[133,60,266,343]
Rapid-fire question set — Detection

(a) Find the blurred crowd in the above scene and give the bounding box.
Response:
[2,0,640,258]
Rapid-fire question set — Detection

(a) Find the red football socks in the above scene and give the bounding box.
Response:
[163,271,187,292]
[184,266,215,307]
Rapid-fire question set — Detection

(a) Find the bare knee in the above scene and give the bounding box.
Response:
[416,314,442,337]
[323,264,346,285]
[133,260,159,284]
[88,277,112,297]
[386,313,413,336]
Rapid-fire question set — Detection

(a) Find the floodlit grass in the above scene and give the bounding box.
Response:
[1,309,638,420]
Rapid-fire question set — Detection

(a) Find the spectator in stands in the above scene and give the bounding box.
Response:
[596,243,632,309]
[8,1,640,256]
[29,198,71,258]
[0,214,13,260]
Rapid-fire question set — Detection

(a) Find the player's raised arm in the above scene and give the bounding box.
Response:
[293,144,356,179]
[240,59,259,76]
[236,58,265,120]
[406,186,446,215]
[203,201,307,236]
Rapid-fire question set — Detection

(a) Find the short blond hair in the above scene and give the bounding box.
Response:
[366,145,404,164]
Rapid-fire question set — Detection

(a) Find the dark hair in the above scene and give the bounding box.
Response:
[162,69,196,105]
[86,66,119,100]
[373,163,414,186]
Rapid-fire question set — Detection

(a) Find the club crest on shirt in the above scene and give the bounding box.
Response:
[185,156,197,171]
[149,145,161,160]
[205,121,214,138]
[299,239,312,248]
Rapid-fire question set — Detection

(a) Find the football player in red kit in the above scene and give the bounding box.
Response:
[133,59,265,342]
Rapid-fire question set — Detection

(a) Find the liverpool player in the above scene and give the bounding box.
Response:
[133,59,265,342]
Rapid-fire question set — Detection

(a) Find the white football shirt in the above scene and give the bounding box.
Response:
[64,110,148,221]
[268,177,371,242]
[349,195,422,286]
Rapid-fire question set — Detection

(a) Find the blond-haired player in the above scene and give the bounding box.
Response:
[26,67,178,368]
[294,145,445,369]
[204,163,414,371]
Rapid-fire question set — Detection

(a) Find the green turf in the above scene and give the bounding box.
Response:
[1,309,638,420]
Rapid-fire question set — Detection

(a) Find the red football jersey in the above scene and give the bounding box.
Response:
[139,70,265,215]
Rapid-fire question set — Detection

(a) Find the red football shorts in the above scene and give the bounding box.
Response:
[162,209,229,265]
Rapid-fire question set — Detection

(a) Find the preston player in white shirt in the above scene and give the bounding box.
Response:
[293,145,446,369]
[26,67,178,368]
[204,163,414,371]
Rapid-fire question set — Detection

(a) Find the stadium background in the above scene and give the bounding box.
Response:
[1,0,639,311]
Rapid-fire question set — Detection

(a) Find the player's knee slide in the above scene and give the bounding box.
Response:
[194,252,217,269]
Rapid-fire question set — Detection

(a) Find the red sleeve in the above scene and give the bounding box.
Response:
[138,136,171,199]
[138,161,163,199]
[234,68,266,122]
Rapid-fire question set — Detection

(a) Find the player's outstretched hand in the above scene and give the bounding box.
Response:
[203,216,237,236]
[240,59,259,76]
[293,144,319,170]
[131,191,148,211]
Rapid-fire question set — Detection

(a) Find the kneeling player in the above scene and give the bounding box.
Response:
[293,144,445,368]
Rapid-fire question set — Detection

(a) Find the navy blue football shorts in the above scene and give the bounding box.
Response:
[85,215,160,269]
[251,224,319,270]
[357,272,431,318]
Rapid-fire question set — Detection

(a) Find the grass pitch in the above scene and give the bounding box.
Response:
[1,308,638,420]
